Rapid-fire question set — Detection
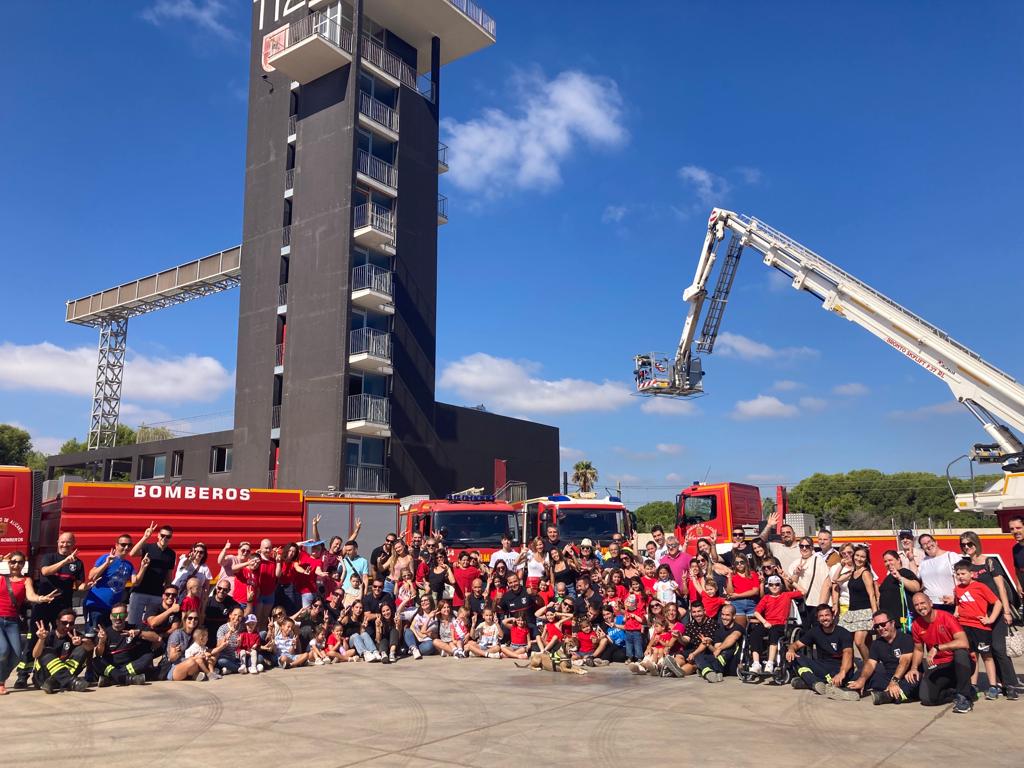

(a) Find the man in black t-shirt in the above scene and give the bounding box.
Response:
[464,578,488,627]
[361,578,396,637]
[128,522,177,627]
[369,533,397,581]
[205,579,240,637]
[572,575,602,616]
[786,604,857,698]
[847,611,918,705]
[499,573,535,638]
[678,601,717,669]
[94,602,158,686]
[542,525,561,555]
[692,604,744,682]
[1009,516,1024,591]
[32,608,92,693]
[15,532,84,689]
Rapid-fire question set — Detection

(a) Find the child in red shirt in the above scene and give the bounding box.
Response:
[500,616,531,659]
[953,561,1002,695]
[748,576,803,674]
[574,617,598,662]
[236,614,264,674]
[179,577,204,620]
[700,580,726,619]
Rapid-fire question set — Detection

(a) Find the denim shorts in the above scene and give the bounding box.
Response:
[731,598,757,617]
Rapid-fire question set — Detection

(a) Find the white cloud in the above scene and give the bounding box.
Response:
[119,403,176,426]
[716,332,818,362]
[442,69,627,195]
[439,353,632,414]
[678,165,730,207]
[833,382,869,396]
[640,398,699,416]
[889,401,963,420]
[656,443,684,455]
[666,472,685,483]
[735,166,764,185]
[798,396,827,412]
[602,204,628,223]
[731,395,799,420]
[559,446,585,462]
[0,341,234,403]
[31,435,66,455]
[141,0,234,39]
[766,270,792,293]
[773,380,803,391]
[608,473,641,485]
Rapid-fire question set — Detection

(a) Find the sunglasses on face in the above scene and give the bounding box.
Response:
[214,587,229,592]
[111,612,128,619]
[732,531,744,537]
[185,616,199,621]
[117,542,131,548]
[8,559,25,566]
[798,544,812,550]
[59,620,74,626]
[273,612,285,617]
[164,592,178,597]
[960,541,974,548]
[158,533,172,540]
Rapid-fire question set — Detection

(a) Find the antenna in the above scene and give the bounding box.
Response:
[702,465,712,484]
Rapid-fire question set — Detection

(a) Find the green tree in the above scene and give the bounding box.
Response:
[0,424,33,465]
[634,500,676,533]
[762,497,776,518]
[572,461,598,493]
[59,437,88,455]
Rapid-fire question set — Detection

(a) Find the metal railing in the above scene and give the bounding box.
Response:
[446,0,497,37]
[275,343,285,366]
[278,283,288,306]
[272,11,354,57]
[353,202,395,237]
[347,393,390,425]
[285,167,294,189]
[437,194,448,220]
[359,92,399,133]
[438,142,449,168]
[287,114,297,138]
[346,464,389,494]
[349,327,391,361]
[360,33,417,90]
[267,469,278,489]
[282,225,291,247]
[352,263,393,297]
[495,480,529,503]
[271,404,282,429]
[357,150,397,190]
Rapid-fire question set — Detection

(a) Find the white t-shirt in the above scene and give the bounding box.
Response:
[770,541,802,573]
[184,642,207,659]
[489,549,522,572]
[787,555,828,607]
[918,551,959,603]
[654,578,679,604]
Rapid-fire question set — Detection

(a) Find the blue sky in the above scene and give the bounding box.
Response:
[2,1,1022,506]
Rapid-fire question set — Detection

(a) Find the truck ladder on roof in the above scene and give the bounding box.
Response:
[697,233,743,354]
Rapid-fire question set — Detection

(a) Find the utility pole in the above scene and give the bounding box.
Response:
[562,471,568,495]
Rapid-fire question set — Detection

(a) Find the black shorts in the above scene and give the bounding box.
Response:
[964,625,993,654]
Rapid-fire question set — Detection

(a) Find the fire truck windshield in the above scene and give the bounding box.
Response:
[433,510,521,548]
[556,509,622,543]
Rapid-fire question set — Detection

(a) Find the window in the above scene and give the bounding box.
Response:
[139,454,166,480]
[170,451,184,477]
[683,494,717,526]
[211,445,233,474]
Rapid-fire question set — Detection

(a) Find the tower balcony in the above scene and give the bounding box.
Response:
[346,394,391,438]
[266,12,354,85]
[438,142,449,174]
[437,194,448,225]
[345,464,390,495]
[351,264,395,315]
[356,150,398,197]
[358,92,399,141]
[349,327,392,375]
[363,0,496,67]
[353,203,396,253]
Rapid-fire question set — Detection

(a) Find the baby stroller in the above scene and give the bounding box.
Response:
[736,601,803,686]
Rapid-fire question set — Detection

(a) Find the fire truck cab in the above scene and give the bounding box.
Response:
[399,494,523,560]
[517,494,634,546]
[674,482,764,552]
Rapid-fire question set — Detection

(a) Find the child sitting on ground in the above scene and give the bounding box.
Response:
[325,622,355,663]
[185,627,221,680]
[500,615,531,660]
[236,614,263,674]
[465,608,502,658]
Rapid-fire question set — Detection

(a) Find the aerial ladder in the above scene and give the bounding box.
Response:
[634,208,1024,517]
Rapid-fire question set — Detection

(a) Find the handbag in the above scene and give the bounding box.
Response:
[1006,625,1024,658]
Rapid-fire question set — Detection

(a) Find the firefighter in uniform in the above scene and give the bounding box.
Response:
[93,602,156,686]
[32,608,93,693]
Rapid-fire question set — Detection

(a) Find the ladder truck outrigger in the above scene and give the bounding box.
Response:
[634,208,1024,525]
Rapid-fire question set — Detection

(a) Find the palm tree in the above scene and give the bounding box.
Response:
[572,461,598,494]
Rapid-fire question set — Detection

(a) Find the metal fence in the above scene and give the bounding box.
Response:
[437,194,448,220]
[361,33,417,90]
[347,393,390,425]
[282,225,291,247]
[285,167,294,190]
[285,11,354,54]
[447,0,497,37]
[275,342,286,366]
[288,114,297,138]
[352,263,393,297]
[353,203,395,236]
[346,465,389,494]
[359,92,399,133]
[278,283,288,306]
[357,149,398,190]
[271,404,282,429]
[438,142,449,168]
[349,327,391,360]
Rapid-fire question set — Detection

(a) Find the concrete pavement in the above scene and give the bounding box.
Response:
[1,658,1019,768]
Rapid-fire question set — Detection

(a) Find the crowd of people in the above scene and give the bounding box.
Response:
[2,512,1023,716]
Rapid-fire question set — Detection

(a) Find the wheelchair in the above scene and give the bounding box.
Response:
[736,602,803,686]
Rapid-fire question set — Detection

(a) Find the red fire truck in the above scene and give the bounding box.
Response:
[516,494,635,547]
[0,465,399,571]
[398,494,522,561]
[674,481,1021,585]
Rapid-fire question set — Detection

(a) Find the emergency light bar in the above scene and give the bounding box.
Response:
[446,493,496,503]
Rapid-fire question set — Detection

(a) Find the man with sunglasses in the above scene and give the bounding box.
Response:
[370,534,398,582]
[144,586,182,647]
[83,534,136,629]
[205,579,240,637]
[847,610,918,705]
[725,527,754,569]
[361,578,395,638]
[128,522,177,627]
[93,601,157,686]
[32,608,92,693]
[758,512,802,572]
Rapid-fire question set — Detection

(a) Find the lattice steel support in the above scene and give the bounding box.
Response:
[87,316,128,449]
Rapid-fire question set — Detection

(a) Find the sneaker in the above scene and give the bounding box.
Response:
[454,648,466,658]
[584,657,596,668]
[412,647,422,660]
[256,663,265,673]
[196,672,208,682]
[239,666,249,674]
[703,670,724,683]
[1005,687,1019,701]
[314,658,325,666]
[219,665,231,675]
[641,659,658,674]
[572,659,585,667]
[872,691,894,705]
[662,656,685,678]
[628,662,646,675]
[748,660,763,675]
[969,684,980,701]
[825,685,860,701]
[762,662,775,675]
[128,674,147,686]
[812,681,827,696]
[791,677,808,690]
[97,676,113,688]
[593,658,610,667]
[71,679,90,692]
[13,679,29,690]
[210,672,223,680]
[486,651,501,659]
[389,652,397,663]
[952,694,973,714]
[363,651,375,663]
[41,677,60,695]
[381,654,391,664]
[985,686,1000,701]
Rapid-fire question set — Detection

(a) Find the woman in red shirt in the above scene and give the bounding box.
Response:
[1,551,59,695]
[726,555,762,628]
